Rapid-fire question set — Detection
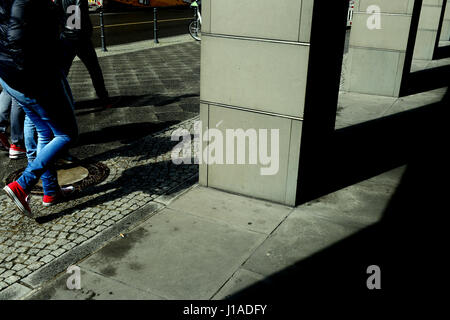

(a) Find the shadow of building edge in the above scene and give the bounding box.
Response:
[433,0,450,60]
[300,98,448,204]
[434,44,450,60]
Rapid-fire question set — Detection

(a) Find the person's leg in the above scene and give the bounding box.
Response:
[1,84,46,214]
[0,90,12,130]
[18,76,78,194]
[1,76,77,194]
[23,115,37,161]
[23,114,58,196]
[60,36,77,77]
[76,38,109,99]
[0,90,12,150]
[8,98,26,158]
[53,38,77,164]
[9,98,25,145]
[19,107,60,194]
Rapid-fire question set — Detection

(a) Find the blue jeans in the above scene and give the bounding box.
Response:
[0,90,25,146]
[0,75,78,195]
[24,116,37,160]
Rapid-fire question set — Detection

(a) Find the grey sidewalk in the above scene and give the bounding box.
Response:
[25,165,405,300]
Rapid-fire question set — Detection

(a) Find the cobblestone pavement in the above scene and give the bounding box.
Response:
[69,41,200,101]
[69,40,201,160]
[0,41,200,295]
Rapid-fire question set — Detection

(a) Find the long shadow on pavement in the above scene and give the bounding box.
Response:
[73,93,199,116]
[76,121,179,146]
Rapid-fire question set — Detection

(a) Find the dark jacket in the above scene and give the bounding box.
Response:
[0,0,62,95]
[54,0,93,41]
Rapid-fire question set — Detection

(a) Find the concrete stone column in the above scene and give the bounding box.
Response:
[413,0,445,60]
[440,0,450,40]
[344,0,422,97]
[199,0,348,205]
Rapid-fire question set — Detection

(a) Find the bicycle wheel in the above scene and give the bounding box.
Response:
[189,20,201,41]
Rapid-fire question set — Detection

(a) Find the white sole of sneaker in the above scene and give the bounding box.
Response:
[9,152,26,159]
[3,185,32,216]
[42,186,75,207]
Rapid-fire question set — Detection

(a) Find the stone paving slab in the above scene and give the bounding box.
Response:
[78,207,267,300]
[19,201,165,292]
[242,166,406,277]
[28,268,165,300]
[382,87,448,117]
[294,169,405,229]
[336,91,397,128]
[212,268,265,300]
[167,186,293,235]
[243,208,364,277]
[0,282,31,299]
[69,41,200,102]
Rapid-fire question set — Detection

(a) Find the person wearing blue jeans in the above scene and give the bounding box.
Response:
[21,83,76,207]
[0,90,26,158]
[0,0,79,215]
[0,75,78,214]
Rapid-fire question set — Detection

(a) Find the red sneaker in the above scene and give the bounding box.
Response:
[3,181,32,216]
[42,186,74,207]
[0,132,10,151]
[9,144,26,159]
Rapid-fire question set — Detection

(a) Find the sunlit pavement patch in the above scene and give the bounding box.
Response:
[38,166,90,187]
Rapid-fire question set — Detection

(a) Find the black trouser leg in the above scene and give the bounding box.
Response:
[77,38,108,99]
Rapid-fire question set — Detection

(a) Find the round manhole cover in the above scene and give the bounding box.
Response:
[5,162,110,195]
[36,166,90,188]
